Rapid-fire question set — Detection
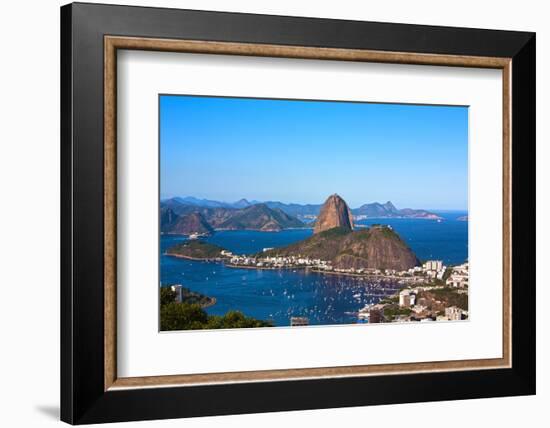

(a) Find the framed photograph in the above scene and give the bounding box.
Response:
[61,2,535,424]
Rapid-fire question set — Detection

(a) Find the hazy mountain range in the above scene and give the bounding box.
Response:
[161,196,442,221]
[161,202,304,234]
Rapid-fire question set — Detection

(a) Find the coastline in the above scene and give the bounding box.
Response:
[213,227,311,233]
[201,297,217,308]
[166,250,424,282]
[168,254,418,282]
[164,252,223,263]
[308,268,415,281]
[225,264,307,271]
[161,216,449,239]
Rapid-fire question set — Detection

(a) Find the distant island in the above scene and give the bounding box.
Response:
[160,195,443,235]
[352,200,441,220]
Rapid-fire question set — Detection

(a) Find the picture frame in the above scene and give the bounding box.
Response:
[61,2,535,424]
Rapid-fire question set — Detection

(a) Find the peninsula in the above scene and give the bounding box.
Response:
[165,240,225,261]
[166,194,420,272]
[263,194,419,271]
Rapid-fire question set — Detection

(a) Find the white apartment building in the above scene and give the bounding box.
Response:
[445,306,463,321]
[170,284,183,303]
[446,274,468,288]
[423,260,443,271]
[399,289,413,307]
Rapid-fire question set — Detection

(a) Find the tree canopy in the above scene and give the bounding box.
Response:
[160,297,272,331]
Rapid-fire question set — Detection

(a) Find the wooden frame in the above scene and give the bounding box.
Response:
[104,36,513,390]
[62,2,535,424]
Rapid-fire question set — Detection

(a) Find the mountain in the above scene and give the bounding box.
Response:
[161,199,237,220]
[382,201,398,213]
[352,201,441,219]
[264,195,419,270]
[353,201,394,217]
[313,194,354,234]
[160,209,214,235]
[160,202,305,232]
[333,226,419,270]
[160,207,179,228]
[232,198,252,208]
[396,208,442,219]
[163,196,253,210]
[263,225,419,271]
[262,201,322,219]
[216,204,304,232]
[171,196,229,208]
[162,196,442,220]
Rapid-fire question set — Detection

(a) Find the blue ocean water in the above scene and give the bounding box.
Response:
[355,211,468,265]
[206,229,313,255]
[160,211,467,327]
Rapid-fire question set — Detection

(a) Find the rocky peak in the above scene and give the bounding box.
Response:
[382,201,398,213]
[313,194,354,234]
[233,198,251,208]
[161,208,178,226]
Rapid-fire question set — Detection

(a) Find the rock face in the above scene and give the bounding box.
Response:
[160,203,305,233]
[333,226,419,271]
[313,194,354,234]
[216,203,304,232]
[161,209,214,235]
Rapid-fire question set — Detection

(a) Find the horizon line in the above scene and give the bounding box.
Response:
[160,195,468,212]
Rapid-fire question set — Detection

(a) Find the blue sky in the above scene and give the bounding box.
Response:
[160,95,468,210]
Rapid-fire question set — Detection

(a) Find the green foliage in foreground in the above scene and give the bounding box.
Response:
[378,296,399,305]
[160,284,215,306]
[383,305,412,320]
[160,302,273,331]
[442,267,453,281]
[161,303,208,331]
[317,226,352,239]
[206,311,273,329]
[160,287,177,306]
[430,287,469,311]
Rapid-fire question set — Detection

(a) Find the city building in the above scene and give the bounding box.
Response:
[290,317,309,326]
[412,304,426,314]
[446,274,468,288]
[399,289,416,307]
[170,284,183,303]
[445,306,463,321]
[423,260,443,271]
